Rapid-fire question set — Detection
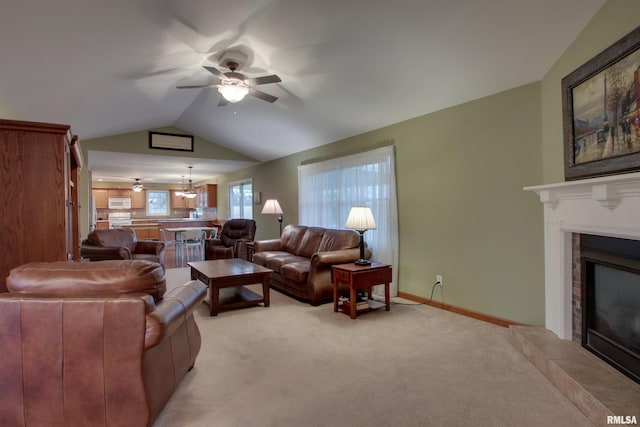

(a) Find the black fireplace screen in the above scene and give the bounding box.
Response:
[582,234,640,384]
[591,264,640,354]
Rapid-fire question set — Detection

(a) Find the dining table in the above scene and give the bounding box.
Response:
[165,226,219,266]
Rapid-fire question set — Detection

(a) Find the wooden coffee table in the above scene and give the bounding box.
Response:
[188,259,272,316]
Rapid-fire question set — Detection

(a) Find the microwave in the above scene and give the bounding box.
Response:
[108,197,132,209]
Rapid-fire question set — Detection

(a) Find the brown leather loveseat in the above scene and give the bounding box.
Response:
[81,228,166,269]
[252,224,369,305]
[0,259,206,427]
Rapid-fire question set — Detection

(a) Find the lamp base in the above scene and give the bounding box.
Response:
[354,259,371,266]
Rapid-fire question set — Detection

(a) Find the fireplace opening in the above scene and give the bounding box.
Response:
[581,234,640,384]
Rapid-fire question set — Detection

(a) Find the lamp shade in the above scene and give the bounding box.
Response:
[345,206,377,231]
[261,199,283,215]
[218,82,249,103]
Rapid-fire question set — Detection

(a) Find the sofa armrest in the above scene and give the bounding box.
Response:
[134,240,165,256]
[144,280,207,349]
[254,239,282,252]
[80,245,131,261]
[312,247,372,267]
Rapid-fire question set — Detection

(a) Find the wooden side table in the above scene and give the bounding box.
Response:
[332,262,392,319]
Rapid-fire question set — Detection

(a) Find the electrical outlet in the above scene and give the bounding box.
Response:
[436,274,443,286]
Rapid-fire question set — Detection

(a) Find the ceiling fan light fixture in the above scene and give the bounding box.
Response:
[218,81,249,103]
[132,178,144,192]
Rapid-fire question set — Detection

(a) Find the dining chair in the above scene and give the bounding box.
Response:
[208,227,219,239]
[160,228,181,266]
[184,229,206,262]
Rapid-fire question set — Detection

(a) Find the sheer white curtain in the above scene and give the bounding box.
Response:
[298,146,398,296]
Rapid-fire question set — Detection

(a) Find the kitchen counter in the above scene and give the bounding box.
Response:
[132,218,216,223]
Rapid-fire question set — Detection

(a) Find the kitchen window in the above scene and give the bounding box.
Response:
[229,179,253,219]
[147,191,169,216]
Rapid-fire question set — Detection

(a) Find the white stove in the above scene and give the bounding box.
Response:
[108,212,132,229]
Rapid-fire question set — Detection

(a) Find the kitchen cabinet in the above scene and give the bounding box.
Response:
[0,119,82,292]
[171,190,196,209]
[108,188,130,198]
[196,184,217,208]
[126,224,159,240]
[93,189,109,209]
[131,189,146,209]
[96,221,110,230]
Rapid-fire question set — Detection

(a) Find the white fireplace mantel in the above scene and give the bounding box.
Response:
[525,171,640,340]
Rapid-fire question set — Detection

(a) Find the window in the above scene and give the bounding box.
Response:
[229,180,253,219]
[147,191,169,216]
[298,146,398,295]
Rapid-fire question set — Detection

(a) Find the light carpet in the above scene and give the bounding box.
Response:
[154,268,592,427]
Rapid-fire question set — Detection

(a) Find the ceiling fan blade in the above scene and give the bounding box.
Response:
[176,84,215,89]
[245,74,281,86]
[224,71,245,80]
[217,97,229,107]
[203,66,227,80]
[249,88,278,103]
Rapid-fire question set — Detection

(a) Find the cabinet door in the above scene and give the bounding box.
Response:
[194,184,217,207]
[93,189,109,209]
[0,119,73,291]
[108,188,131,198]
[195,185,204,208]
[148,227,160,240]
[131,190,146,209]
[171,190,186,208]
[205,184,217,207]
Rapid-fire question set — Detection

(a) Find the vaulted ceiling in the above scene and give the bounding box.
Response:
[0,0,605,181]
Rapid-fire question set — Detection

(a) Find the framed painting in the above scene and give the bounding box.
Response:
[149,131,194,152]
[562,26,640,180]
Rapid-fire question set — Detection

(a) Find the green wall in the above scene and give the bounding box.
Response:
[0,91,19,120]
[219,82,545,324]
[82,125,257,162]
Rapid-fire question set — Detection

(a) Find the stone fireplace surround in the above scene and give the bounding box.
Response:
[525,171,640,341]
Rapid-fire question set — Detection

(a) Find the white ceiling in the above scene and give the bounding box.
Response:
[0,0,605,182]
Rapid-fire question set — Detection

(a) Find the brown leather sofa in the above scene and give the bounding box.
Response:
[0,260,207,427]
[81,228,166,269]
[252,224,369,305]
[205,218,256,260]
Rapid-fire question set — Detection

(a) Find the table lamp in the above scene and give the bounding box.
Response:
[345,206,377,265]
[261,199,284,235]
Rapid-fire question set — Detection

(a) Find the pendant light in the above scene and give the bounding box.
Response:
[176,175,185,197]
[182,166,197,199]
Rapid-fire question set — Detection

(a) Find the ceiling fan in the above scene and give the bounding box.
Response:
[176,50,281,106]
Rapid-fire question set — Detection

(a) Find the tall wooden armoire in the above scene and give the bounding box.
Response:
[0,119,82,292]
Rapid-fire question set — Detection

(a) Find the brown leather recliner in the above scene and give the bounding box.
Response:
[205,219,256,260]
[81,228,165,269]
[0,260,207,427]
